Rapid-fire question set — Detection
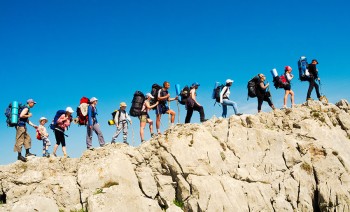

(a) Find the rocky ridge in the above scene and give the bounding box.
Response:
[1,99,350,211]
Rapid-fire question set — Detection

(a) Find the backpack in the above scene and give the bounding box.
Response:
[179,85,190,105]
[129,91,145,117]
[272,74,289,89]
[4,101,26,127]
[247,75,260,98]
[49,110,66,130]
[150,84,162,106]
[212,84,227,103]
[298,56,309,81]
[36,129,42,140]
[76,96,90,126]
[108,110,122,125]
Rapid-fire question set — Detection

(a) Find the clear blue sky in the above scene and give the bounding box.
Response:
[1,0,349,165]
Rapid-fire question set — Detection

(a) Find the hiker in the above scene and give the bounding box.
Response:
[256,74,276,113]
[185,82,208,123]
[139,93,158,142]
[306,59,321,101]
[86,97,106,149]
[155,81,178,134]
[14,99,38,162]
[111,102,132,145]
[219,79,242,117]
[282,66,295,109]
[52,107,74,157]
[37,117,51,157]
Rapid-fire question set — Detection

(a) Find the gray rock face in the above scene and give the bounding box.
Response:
[1,100,350,211]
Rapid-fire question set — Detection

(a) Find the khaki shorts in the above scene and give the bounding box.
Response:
[14,126,32,152]
[139,114,150,123]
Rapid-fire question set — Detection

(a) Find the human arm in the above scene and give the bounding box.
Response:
[146,101,158,109]
[260,81,269,90]
[219,86,228,103]
[87,105,93,127]
[126,112,132,125]
[114,111,120,127]
[190,89,200,106]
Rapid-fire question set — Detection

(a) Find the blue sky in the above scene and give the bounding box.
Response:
[1,0,349,165]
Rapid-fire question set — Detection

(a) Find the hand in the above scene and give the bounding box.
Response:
[220,101,223,104]
[317,78,321,81]
[28,113,33,118]
[175,96,179,100]
[89,125,92,129]
[33,125,38,129]
[130,121,132,125]
[155,101,159,105]
[266,83,270,87]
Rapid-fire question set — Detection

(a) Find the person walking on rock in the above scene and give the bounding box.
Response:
[111,102,132,145]
[306,59,321,101]
[185,82,208,123]
[53,107,73,157]
[139,93,158,143]
[14,99,38,162]
[86,97,105,149]
[37,117,51,157]
[256,74,276,113]
[282,66,295,109]
[156,81,178,134]
[219,79,242,118]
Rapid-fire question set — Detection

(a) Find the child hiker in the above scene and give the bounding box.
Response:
[111,102,132,145]
[37,117,51,157]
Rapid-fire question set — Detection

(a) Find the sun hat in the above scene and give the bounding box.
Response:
[145,93,154,99]
[27,99,37,104]
[120,102,127,107]
[39,117,48,122]
[226,79,234,84]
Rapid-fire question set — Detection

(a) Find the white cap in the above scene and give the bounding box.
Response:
[226,79,234,84]
[39,117,48,122]
[90,97,98,102]
[145,93,154,99]
[66,107,74,113]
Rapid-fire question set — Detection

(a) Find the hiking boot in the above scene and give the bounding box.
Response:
[111,141,116,144]
[151,133,155,137]
[53,153,57,157]
[200,119,208,122]
[236,113,243,116]
[25,152,36,157]
[100,144,106,147]
[307,98,313,101]
[87,147,94,151]
[123,141,129,145]
[17,155,27,162]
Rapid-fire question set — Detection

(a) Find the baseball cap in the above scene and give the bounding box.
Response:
[285,66,292,71]
[312,59,319,64]
[120,102,127,107]
[192,82,200,87]
[27,99,37,104]
[226,79,234,84]
[90,97,98,102]
[66,107,74,113]
[145,93,154,99]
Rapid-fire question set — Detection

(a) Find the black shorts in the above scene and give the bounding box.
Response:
[284,84,291,91]
[54,129,66,147]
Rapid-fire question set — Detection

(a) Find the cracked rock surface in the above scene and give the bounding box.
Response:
[1,99,350,211]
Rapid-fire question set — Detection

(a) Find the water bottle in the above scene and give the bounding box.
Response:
[271,68,278,78]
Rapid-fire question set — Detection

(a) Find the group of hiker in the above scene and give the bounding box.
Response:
[6,56,325,162]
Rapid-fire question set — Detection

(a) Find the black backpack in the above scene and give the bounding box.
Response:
[108,110,122,125]
[247,75,260,98]
[213,84,226,103]
[129,91,145,117]
[179,85,190,105]
[150,84,162,106]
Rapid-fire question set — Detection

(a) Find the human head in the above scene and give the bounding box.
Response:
[259,73,266,81]
[39,117,48,124]
[66,107,74,115]
[145,93,154,99]
[284,66,292,73]
[225,79,234,86]
[163,81,170,89]
[90,97,98,104]
[120,102,127,109]
[27,99,37,108]
[192,82,200,88]
[311,59,319,64]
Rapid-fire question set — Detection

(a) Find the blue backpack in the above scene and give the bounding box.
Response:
[4,102,26,127]
[49,110,66,130]
[298,56,309,81]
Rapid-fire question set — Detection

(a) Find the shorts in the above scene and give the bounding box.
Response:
[139,114,150,123]
[155,104,169,115]
[284,84,291,91]
[54,128,66,147]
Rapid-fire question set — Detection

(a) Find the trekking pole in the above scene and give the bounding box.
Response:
[177,100,180,124]
[54,128,68,137]
[168,100,171,127]
[131,125,135,146]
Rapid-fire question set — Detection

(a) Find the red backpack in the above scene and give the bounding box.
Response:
[36,129,42,140]
[76,97,90,126]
